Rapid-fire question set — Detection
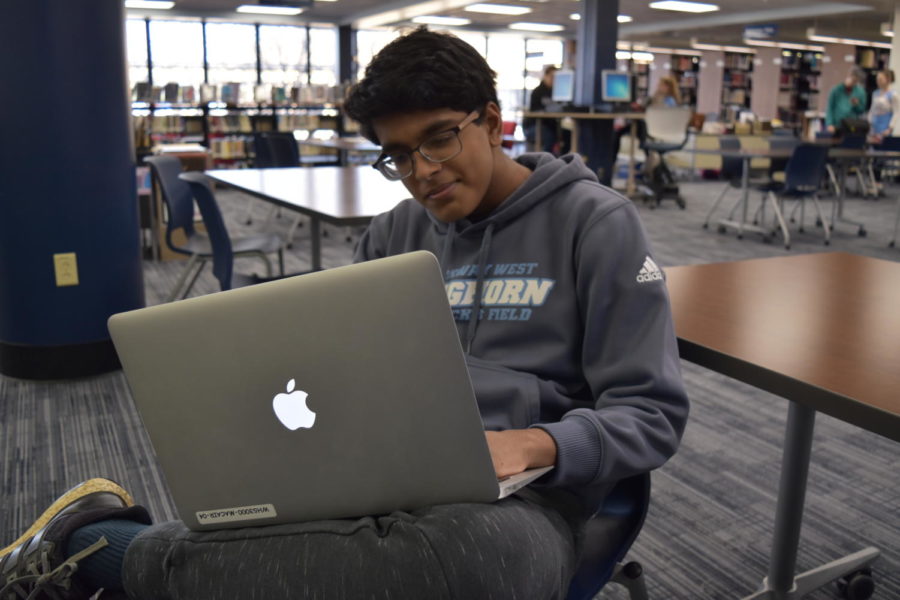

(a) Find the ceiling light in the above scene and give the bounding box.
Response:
[236,4,304,15]
[744,39,824,52]
[880,23,893,37]
[411,15,472,26]
[617,15,633,23]
[124,0,175,8]
[616,51,632,60]
[807,28,892,49]
[508,22,565,32]
[569,13,580,20]
[690,40,756,54]
[466,3,533,16]
[649,1,719,14]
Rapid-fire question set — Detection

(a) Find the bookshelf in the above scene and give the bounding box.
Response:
[776,51,822,126]
[721,52,754,120]
[671,54,700,106]
[131,81,350,168]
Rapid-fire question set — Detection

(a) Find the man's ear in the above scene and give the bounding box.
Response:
[483,102,504,148]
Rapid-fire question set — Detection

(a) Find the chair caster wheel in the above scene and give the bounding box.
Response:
[702,223,708,229]
[798,227,805,233]
[837,569,874,600]
[737,234,743,240]
[824,239,830,246]
[890,241,896,248]
[287,243,294,250]
[784,244,791,250]
[622,561,643,579]
[858,228,867,237]
[245,219,253,225]
[717,226,726,234]
[762,236,772,244]
[676,199,686,209]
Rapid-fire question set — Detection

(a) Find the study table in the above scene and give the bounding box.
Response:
[694,146,900,248]
[522,111,644,196]
[205,167,409,270]
[665,252,899,599]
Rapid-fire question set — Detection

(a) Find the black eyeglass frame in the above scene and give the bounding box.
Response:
[371,110,482,181]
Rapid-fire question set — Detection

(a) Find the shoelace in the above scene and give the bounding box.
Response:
[0,537,108,600]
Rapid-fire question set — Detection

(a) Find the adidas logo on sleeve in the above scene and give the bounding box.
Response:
[636,256,664,283]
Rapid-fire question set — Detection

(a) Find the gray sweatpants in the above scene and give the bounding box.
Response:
[121,488,590,600]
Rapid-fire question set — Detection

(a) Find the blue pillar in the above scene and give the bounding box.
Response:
[0,0,145,379]
[575,0,619,185]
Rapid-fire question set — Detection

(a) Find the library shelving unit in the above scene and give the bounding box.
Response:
[671,54,700,106]
[633,61,650,100]
[721,52,754,121]
[131,82,349,168]
[776,50,821,127]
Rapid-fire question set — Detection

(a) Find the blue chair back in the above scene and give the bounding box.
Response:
[260,131,300,167]
[566,473,650,600]
[767,135,800,176]
[718,136,742,181]
[875,136,900,151]
[253,132,277,168]
[784,144,829,194]
[145,155,199,252]
[178,172,234,291]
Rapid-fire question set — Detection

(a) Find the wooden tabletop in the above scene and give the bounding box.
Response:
[665,253,900,442]
[206,167,410,226]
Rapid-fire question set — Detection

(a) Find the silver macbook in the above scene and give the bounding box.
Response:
[109,251,550,530]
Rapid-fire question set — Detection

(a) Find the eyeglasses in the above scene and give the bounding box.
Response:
[372,111,481,181]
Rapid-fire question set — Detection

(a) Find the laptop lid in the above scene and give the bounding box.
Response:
[109,251,503,530]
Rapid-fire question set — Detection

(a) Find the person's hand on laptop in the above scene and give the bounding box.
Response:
[485,429,557,479]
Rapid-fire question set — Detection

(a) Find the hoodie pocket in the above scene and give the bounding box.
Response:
[465,355,541,430]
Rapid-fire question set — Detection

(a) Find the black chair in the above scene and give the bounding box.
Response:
[178,172,288,291]
[641,106,692,209]
[566,474,650,600]
[145,155,284,300]
[762,143,831,249]
[702,135,742,228]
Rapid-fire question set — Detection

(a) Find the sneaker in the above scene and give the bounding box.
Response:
[1,478,151,600]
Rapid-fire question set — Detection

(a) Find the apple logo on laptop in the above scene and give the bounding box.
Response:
[272,379,316,431]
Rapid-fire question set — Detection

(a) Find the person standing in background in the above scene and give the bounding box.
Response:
[868,69,898,142]
[825,66,867,133]
[524,65,560,153]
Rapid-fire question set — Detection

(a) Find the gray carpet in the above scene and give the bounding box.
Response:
[2,175,898,599]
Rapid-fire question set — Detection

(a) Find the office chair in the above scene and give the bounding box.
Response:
[641,107,693,209]
[566,473,650,600]
[702,135,742,228]
[145,155,283,300]
[178,172,288,291]
[244,131,302,227]
[761,143,831,250]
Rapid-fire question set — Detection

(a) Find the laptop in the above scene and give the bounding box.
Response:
[109,251,551,530]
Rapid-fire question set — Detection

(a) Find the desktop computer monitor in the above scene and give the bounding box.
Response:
[601,70,632,104]
[551,69,575,103]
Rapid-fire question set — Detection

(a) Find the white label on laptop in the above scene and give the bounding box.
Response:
[196,503,278,525]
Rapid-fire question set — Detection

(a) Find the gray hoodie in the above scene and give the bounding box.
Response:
[354,152,689,503]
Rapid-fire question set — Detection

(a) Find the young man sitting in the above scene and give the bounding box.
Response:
[1,28,689,600]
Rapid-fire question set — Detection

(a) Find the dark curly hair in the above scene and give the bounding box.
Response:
[344,27,499,144]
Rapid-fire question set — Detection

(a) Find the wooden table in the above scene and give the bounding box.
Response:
[665,252,899,599]
[205,167,409,270]
[522,111,644,196]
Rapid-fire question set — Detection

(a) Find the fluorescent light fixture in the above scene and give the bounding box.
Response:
[690,39,756,54]
[649,1,718,13]
[124,0,175,8]
[569,13,580,21]
[508,22,565,32]
[465,3,532,16]
[617,15,633,23]
[632,51,654,62]
[647,46,702,56]
[616,51,632,60]
[880,23,893,37]
[411,15,472,26]
[807,28,892,49]
[744,38,824,52]
[236,4,304,15]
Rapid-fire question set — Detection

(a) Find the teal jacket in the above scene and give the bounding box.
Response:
[826,83,866,128]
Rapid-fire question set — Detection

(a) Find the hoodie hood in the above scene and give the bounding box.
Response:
[427,152,600,235]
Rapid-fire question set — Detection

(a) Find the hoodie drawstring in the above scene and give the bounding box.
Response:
[465,222,495,354]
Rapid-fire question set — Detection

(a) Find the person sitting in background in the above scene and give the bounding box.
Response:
[825,66,867,134]
[868,69,898,143]
[524,65,561,154]
[646,75,681,108]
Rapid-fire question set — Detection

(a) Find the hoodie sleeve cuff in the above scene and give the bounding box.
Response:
[532,416,603,486]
